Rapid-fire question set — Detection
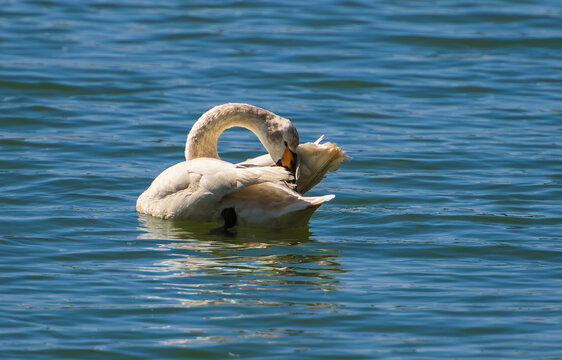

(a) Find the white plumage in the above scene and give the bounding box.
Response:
[137,103,347,228]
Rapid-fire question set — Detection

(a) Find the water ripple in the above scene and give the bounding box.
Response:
[2,0,562,358]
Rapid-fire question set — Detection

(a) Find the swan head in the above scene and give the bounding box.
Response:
[267,118,299,174]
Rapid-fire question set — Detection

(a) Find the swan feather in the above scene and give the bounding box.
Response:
[137,103,346,227]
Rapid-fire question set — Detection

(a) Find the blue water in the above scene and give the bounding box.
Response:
[2,1,562,359]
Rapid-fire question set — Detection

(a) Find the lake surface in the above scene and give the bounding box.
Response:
[2,1,561,359]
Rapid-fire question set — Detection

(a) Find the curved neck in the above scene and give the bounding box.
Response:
[185,103,280,161]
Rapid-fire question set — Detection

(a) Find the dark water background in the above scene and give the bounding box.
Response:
[2,1,561,359]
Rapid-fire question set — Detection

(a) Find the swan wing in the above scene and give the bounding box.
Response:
[295,138,348,194]
[136,158,291,220]
[237,154,274,167]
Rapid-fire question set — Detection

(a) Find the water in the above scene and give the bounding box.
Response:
[2,0,561,358]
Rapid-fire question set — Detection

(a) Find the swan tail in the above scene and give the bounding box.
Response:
[220,182,335,227]
[260,193,335,228]
[303,193,335,207]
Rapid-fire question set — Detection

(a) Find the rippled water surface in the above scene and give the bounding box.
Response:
[2,1,562,359]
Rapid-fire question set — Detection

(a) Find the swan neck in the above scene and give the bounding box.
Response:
[185,103,277,160]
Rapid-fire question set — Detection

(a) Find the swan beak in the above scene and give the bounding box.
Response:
[277,144,298,174]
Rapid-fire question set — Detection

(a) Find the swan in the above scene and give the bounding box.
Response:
[136,103,347,228]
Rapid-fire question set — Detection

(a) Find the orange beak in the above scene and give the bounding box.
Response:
[276,144,298,175]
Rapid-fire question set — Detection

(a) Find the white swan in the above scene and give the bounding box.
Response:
[136,103,347,228]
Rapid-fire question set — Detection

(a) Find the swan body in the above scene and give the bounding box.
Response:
[137,103,346,228]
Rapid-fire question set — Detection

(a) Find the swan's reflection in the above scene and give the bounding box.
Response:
[137,214,343,294]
